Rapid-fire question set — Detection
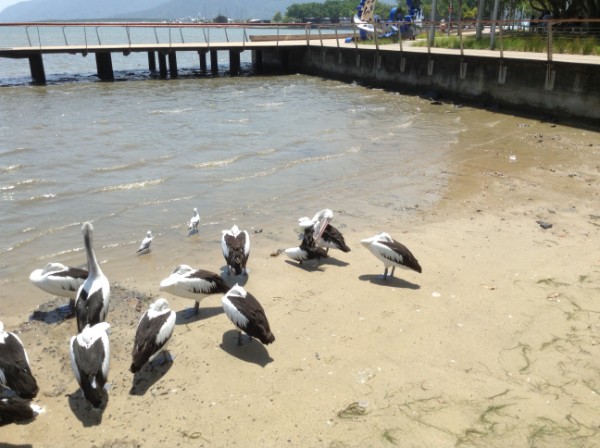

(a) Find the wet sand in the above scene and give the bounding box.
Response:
[2,113,600,447]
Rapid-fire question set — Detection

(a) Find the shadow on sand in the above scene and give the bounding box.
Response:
[358,274,421,290]
[68,390,108,427]
[219,330,273,367]
[129,357,173,396]
[175,306,224,325]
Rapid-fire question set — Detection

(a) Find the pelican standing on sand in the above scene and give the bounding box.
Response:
[188,208,200,233]
[221,224,250,276]
[137,230,153,254]
[221,284,275,346]
[69,322,111,408]
[130,298,176,373]
[75,222,110,333]
[160,265,230,315]
[360,232,422,280]
[0,322,39,399]
[0,397,43,426]
[29,262,88,312]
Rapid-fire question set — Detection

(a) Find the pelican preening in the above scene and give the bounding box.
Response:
[159,265,230,315]
[360,232,422,280]
[0,322,39,399]
[188,208,200,233]
[284,235,329,264]
[137,230,153,254]
[29,262,88,312]
[221,225,250,276]
[130,298,176,373]
[75,222,111,333]
[69,322,111,408]
[299,209,351,254]
[221,284,275,346]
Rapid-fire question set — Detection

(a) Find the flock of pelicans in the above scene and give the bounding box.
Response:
[0,208,422,426]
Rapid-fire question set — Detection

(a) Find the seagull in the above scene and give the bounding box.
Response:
[0,322,39,399]
[29,262,88,313]
[137,230,153,254]
[0,397,43,426]
[360,232,422,280]
[221,224,250,276]
[188,208,200,233]
[75,222,110,333]
[299,209,351,254]
[159,265,230,315]
[221,284,275,346]
[69,322,110,408]
[130,298,176,373]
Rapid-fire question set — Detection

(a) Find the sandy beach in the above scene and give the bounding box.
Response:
[2,113,600,447]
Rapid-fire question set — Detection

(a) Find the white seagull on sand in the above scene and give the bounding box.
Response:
[221,284,275,346]
[160,265,230,315]
[360,232,422,280]
[137,230,153,254]
[75,222,110,333]
[130,298,176,373]
[0,322,39,399]
[221,224,250,276]
[188,208,200,233]
[69,322,111,408]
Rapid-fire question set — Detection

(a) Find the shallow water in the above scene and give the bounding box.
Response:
[0,62,466,317]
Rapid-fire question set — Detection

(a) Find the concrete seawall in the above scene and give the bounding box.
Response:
[256,45,600,124]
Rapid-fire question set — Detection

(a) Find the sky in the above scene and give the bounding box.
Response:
[0,0,23,13]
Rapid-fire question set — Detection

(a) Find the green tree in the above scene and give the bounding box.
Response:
[213,14,228,23]
[273,11,284,22]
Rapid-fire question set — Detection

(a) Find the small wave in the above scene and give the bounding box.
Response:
[257,102,284,109]
[224,118,250,124]
[101,178,165,192]
[95,159,147,172]
[0,147,29,158]
[25,193,57,202]
[0,164,22,173]
[149,108,192,115]
[194,156,241,169]
[0,185,15,192]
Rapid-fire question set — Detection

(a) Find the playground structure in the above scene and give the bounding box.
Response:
[350,0,423,41]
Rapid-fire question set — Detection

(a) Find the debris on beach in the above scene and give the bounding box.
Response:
[536,220,553,229]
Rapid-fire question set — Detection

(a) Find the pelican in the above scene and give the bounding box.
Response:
[137,230,153,254]
[0,397,43,426]
[188,208,200,233]
[29,262,88,312]
[69,322,110,408]
[75,222,110,333]
[159,265,229,315]
[221,224,250,276]
[0,322,39,399]
[284,235,328,264]
[360,232,422,280]
[299,209,351,254]
[130,298,176,373]
[221,284,275,346]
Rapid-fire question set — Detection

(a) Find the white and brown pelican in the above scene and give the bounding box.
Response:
[0,397,43,426]
[29,262,88,312]
[137,230,153,254]
[0,322,39,399]
[221,224,250,276]
[284,235,329,264]
[299,209,351,254]
[69,322,110,408]
[75,222,110,333]
[159,265,230,315]
[221,284,275,346]
[188,208,200,233]
[360,232,422,280]
[130,298,176,373]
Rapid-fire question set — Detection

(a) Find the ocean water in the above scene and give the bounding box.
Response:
[0,43,462,318]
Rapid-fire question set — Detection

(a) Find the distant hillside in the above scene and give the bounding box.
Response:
[0,0,314,22]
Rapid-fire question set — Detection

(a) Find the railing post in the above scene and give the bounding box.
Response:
[547,22,553,63]
[62,26,68,46]
[154,27,159,44]
[96,27,101,45]
[180,28,184,44]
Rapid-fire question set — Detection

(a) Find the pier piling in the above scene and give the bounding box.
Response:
[95,52,114,81]
[28,54,46,85]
